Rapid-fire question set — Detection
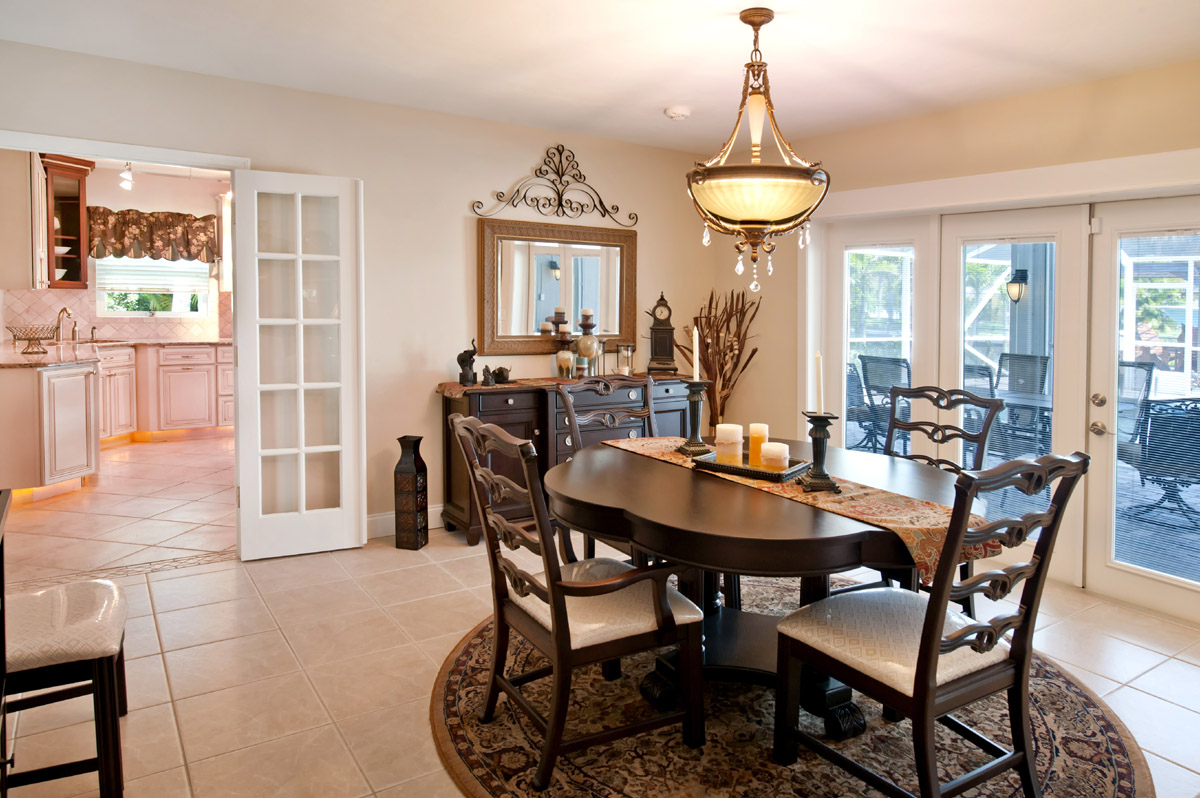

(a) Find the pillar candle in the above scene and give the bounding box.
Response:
[558,323,571,334]
[815,350,824,414]
[554,306,566,314]
[692,326,700,381]
[540,321,553,332]
[714,423,743,442]
[581,308,594,317]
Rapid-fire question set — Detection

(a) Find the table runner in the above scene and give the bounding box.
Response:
[602,437,998,585]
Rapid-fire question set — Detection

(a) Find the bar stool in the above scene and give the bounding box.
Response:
[5,579,128,796]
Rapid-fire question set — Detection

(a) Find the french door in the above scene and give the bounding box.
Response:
[233,170,366,560]
[939,206,1090,583]
[1087,195,1200,623]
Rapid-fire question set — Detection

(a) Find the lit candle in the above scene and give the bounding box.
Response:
[692,325,700,381]
[815,351,824,414]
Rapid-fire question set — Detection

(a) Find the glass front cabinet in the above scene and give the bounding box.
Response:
[41,154,93,289]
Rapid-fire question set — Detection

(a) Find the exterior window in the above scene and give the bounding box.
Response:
[95,257,211,317]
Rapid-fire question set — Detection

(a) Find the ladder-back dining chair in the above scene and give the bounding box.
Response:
[449,413,705,791]
[859,355,912,454]
[774,451,1089,798]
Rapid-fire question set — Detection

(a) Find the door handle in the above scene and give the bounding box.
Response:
[1089,421,1114,436]
[1090,393,1107,407]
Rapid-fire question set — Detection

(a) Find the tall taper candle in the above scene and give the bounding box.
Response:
[815,351,824,414]
[692,324,700,381]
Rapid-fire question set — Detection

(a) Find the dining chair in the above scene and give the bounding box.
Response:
[859,355,912,454]
[773,450,1090,798]
[992,354,1051,459]
[960,365,998,468]
[557,375,658,558]
[449,413,705,791]
[1117,397,1200,523]
[1115,360,1154,442]
[845,363,878,451]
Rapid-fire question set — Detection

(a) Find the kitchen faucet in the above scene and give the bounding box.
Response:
[54,307,73,344]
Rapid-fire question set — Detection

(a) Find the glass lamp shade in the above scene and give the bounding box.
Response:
[689,164,828,229]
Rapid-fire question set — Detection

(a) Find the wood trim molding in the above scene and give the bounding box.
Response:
[477,218,637,356]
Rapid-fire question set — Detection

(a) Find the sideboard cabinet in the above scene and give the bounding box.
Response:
[437,376,688,544]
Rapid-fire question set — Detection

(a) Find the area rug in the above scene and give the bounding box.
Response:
[431,577,1152,797]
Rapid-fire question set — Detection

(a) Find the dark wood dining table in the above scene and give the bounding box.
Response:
[543,438,962,738]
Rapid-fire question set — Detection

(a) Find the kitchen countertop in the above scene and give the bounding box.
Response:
[0,339,232,368]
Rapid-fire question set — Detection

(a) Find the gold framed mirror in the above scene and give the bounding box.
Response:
[478,218,636,355]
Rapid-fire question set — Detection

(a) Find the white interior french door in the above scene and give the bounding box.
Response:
[939,206,1090,584]
[1087,195,1200,623]
[233,170,366,561]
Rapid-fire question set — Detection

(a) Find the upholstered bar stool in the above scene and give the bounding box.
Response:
[5,580,129,796]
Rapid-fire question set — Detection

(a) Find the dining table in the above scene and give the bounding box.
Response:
[542,437,964,740]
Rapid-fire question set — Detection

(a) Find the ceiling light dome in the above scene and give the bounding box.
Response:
[686,8,829,292]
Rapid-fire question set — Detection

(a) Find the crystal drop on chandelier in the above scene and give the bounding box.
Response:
[734,254,744,275]
[702,227,711,247]
[767,253,773,276]
[749,279,761,292]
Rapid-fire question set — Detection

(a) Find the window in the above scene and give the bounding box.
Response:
[95,257,211,317]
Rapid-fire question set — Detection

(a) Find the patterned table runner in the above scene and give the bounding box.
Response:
[602,437,998,584]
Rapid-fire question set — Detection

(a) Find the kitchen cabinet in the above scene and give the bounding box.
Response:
[136,345,229,433]
[42,154,93,289]
[217,346,234,425]
[97,347,136,439]
[0,361,99,489]
[159,365,217,429]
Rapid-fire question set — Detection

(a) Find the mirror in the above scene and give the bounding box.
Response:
[478,218,636,355]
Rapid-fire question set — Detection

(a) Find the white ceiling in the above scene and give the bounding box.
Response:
[5,0,1200,154]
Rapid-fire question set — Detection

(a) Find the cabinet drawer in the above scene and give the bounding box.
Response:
[653,382,685,400]
[478,391,538,413]
[217,345,234,363]
[98,347,135,367]
[159,346,215,365]
[217,364,234,396]
[556,386,645,410]
[557,425,644,452]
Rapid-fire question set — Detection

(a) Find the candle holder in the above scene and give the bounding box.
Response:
[798,411,841,493]
[676,380,713,457]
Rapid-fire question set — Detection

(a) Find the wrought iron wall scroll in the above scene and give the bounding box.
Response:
[471,144,637,227]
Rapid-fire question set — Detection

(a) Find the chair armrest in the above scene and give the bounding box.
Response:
[557,562,687,634]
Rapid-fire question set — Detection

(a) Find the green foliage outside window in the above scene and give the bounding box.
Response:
[103,292,200,313]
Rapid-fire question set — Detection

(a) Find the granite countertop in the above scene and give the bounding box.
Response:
[0,338,232,368]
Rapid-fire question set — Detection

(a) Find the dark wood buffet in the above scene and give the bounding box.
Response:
[436,375,689,544]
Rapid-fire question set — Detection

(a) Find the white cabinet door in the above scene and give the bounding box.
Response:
[219,396,235,426]
[40,364,98,484]
[110,367,137,436]
[97,373,111,439]
[217,363,234,396]
[234,169,365,560]
[159,365,216,429]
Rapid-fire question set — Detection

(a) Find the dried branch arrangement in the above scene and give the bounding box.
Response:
[675,289,761,427]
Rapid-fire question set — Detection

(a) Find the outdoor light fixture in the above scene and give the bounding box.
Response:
[686,7,829,292]
[119,162,134,191]
[548,259,561,280]
[1007,268,1029,303]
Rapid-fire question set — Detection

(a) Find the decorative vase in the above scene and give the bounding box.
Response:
[394,435,428,550]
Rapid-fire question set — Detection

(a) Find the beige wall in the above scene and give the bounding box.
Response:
[0,148,32,289]
[0,41,720,520]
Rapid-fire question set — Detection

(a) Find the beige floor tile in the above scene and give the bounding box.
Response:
[13,655,171,738]
[245,552,351,594]
[417,630,473,667]
[106,463,219,482]
[4,508,134,539]
[330,539,431,577]
[1051,659,1121,698]
[164,630,299,700]
[161,524,236,552]
[149,483,228,501]
[152,502,237,526]
[113,574,150,587]
[281,608,409,668]
[191,470,235,486]
[187,725,370,798]
[123,766,192,798]
[99,496,190,519]
[94,518,199,546]
[119,703,187,780]
[1104,687,1200,768]
[384,590,490,643]
[31,538,148,572]
[175,671,329,762]
[123,580,153,618]
[1175,639,1200,668]
[306,645,438,720]
[2,532,77,565]
[261,579,376,626]
[103,546,205,569]
[14,694,93,739]
[1034,620,1169,683]
[157,596,278,651]
[1144,752,1200,798]
[150,568,258,613]
[8,715,98,797]
[356,563,462,607]
[125,654,173,711]
[34,490,129,514]
[210,511,237,527]
[4,563,75,587]
[124,614,161,659]
[437,554,492,589]
[1068,603,1200,656]
[147,559,241,582]
[418,533,485,563]
[1129,658,1200,714]
[374,768,461,798]
[199,487,236,505]
[469,585,494,606]
[337,700,441,791]
[81,475,185,496]
[1035,580,1103,619]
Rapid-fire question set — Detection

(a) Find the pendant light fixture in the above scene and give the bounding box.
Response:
[686,8,829,292]
[119,162,134,191]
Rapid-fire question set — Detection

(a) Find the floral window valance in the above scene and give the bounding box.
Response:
[87,206,220,263]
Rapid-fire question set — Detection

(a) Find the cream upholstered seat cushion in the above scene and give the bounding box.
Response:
[6,580,128,673]
[508,557,703,650]
[777,587,1009,697]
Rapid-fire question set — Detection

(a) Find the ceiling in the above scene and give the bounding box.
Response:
[4,0,1200,154]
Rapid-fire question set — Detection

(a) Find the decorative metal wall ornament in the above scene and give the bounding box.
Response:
[472,144,638,227]
[687,8,830,292]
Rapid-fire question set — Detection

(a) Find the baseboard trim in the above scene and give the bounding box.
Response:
[133,426,234,443]
[367,505,444,539]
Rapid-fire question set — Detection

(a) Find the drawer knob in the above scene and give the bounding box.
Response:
[628,430,639,439]
[565,435,573,448]
[628,390,638,400]
[664,388,672,394]
[506,397,514,405]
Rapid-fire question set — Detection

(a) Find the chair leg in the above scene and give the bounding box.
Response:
[116,645,128,717]
[680,624,705,749]
[532,663,572,791]
[772,637,802,766]
[957,562,976,618]
[722,573,741,609]
[92,656,125,798]
[479,619,509,723]
[912,713,942,798]
[600,658,622,681]
[584,534,596,560]
[1008,684,1042,798]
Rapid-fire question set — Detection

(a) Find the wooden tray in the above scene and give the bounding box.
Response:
[692,451,812,482]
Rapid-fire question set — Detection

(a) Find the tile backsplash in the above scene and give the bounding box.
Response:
[3,286,232,341]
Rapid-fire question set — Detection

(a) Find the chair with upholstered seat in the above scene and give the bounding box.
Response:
[774,451,1089,798]
[450,413,705,791]
[5,579,129,796]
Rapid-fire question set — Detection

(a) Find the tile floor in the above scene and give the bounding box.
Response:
[6,439,236,587]
[0,533,1196,796]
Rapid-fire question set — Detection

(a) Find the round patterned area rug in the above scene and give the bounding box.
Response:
[431,577,1152,797]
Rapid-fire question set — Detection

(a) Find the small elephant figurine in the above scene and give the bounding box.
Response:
[492,366,511,384]
[481,365,495,387]
[456,339,478,386]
